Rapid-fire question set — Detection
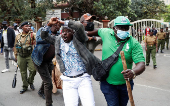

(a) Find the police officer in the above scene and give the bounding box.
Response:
[156,28,166,53]
[14,22,36,94]
[165,27,169,50]
[144,29,158,69]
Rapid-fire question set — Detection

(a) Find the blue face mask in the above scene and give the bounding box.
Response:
[117,30,129,39]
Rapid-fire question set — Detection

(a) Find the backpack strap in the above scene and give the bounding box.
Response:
[113,37,130,57]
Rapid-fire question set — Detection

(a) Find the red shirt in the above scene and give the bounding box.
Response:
[145,28,150,36]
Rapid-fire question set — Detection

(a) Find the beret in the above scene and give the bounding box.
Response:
[20,21,29,27]
[2,21,7,25]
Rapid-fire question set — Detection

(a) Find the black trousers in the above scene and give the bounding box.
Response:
[34,61,54,106]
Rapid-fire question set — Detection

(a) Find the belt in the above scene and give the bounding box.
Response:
[19,53,31,57]
[148,44,154,47]
[64,72,86,78]
[158,39,164,40]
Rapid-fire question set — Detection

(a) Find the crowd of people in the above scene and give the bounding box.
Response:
[0,13,169,106]
[144,27,169,69]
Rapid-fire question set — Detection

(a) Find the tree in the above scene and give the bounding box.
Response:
[130,0,167,21]
[93,0,136,20]
[55,0,135,20]
[163,5,170,22]
[0,0,53,23]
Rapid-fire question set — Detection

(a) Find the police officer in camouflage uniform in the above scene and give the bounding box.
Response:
[144,29,158,69]
[165,27,169,50]
[156,28,166,53]
[14,22,36,94]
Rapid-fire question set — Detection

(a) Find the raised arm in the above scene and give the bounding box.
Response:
[86,29,99,37]
[41,27,55,45]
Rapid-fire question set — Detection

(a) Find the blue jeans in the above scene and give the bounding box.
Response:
[100,80,134,106]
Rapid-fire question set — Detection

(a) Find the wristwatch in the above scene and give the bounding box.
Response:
[131,70,136,79]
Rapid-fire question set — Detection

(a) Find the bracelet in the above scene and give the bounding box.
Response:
[131,70,136,79]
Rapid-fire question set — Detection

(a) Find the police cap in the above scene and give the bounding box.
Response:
[20,21,29,27]
[2,21,7,25]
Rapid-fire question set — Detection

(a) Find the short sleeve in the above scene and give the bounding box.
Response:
[98,28,114,40]
[132,40,145,63]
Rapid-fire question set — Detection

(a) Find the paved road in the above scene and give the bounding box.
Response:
[0,44,170,106]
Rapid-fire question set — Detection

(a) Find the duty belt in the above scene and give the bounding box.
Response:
[19,53,31,58]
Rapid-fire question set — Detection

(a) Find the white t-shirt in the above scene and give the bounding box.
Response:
[3,30,8,47]
[14,30,20,36]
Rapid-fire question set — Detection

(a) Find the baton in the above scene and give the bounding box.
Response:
[120,51,135,106]
[12,65,18,88]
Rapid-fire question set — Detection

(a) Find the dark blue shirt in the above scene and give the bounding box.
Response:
[153,29,157,36]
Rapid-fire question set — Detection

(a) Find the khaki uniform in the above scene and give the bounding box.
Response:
[14,32,36,90]
[156,32,166,50]
[144,35,158,65]
[165,30,169,49]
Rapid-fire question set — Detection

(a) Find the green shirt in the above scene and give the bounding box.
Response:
[98,28,145,85]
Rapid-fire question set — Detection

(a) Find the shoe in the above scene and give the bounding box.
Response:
[146,64,149,66]
[161,50,164,53]
[38,90,45,99]
[154,65,157,69]
[1,69,9,73]
[47,104,53,106]
[20,89,27,94]
[30,84,35,90]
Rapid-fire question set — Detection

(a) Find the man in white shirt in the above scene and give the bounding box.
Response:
[1,21,16,73]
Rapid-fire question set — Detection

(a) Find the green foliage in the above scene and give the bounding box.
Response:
[163,5,170,22]
[56,0,98,14]
[93,0,135,20]
[130,0,167,21]
[56,0,135,20]
[0,0,53,22]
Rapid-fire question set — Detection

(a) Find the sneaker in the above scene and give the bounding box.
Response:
[146,64,149,66]
[1,69,9,73]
